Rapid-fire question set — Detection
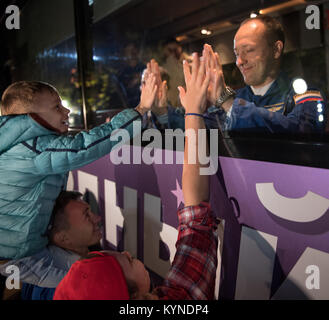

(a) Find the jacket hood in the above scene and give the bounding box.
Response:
[0,114,53,153]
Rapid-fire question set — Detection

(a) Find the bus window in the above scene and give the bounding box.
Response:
[0,0,83,129]
[89,1,329,143]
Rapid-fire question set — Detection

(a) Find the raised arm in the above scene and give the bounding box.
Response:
[178,52,210,206]
[155,53,218,300]
[136,72,158,116]
[32,74,157,175]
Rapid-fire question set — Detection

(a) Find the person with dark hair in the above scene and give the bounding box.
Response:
[53,51,219,300]
[0,75,157,264]
[205,15,325,133]
[117,43,146,109]
[1,191,103,300]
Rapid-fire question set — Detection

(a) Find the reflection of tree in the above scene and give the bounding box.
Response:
[61,67,81,107]
[88,65,129,111]
[87,69,111,112]
[64,64,127,119]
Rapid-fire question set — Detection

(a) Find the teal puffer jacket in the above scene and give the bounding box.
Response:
[0,109,141,259]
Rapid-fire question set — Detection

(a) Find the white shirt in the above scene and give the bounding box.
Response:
[226,80,275,116]
[250,80,275,96]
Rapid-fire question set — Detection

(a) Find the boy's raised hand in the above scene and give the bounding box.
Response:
[136,73,157,116]
[178,52,210,114]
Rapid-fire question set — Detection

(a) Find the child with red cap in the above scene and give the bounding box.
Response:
[54,51,219,300]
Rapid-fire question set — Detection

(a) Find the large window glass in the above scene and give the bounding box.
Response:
[3,0,329,140]
[3,0,83,128]
[90,0,329,141]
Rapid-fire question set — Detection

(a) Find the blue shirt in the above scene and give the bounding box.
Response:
[21,283,55,300]
[220,73,326,133]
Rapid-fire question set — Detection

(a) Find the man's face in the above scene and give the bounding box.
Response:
[234,20,279,88]
[34,90,70,133]
[63,200,102,250]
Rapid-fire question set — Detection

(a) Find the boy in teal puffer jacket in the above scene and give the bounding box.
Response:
[0,73,157,261]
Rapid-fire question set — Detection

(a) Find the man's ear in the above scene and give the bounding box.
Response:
[52,231,70,247]
[274,40,284,59]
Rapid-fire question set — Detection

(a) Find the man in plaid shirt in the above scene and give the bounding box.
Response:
[53,50,219,300]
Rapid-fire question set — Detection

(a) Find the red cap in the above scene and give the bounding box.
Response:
[53,253,129,300]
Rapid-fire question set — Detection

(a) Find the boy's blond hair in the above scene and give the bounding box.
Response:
[1,81,58,115]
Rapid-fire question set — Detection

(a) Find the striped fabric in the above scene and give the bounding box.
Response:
[293,91,324,105]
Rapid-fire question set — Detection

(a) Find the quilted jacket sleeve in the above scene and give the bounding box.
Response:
[33,108,142,174]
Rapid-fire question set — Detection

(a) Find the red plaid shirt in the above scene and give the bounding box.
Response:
[155,202,218,300]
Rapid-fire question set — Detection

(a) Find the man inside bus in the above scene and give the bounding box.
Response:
[147,15,325,134]
[204,15,326,134]
[0,191,102,300]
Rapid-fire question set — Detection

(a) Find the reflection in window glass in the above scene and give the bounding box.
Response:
[35,40,83,128]
[4,0,83,129]
[91,1,196,124]
[91,22,148,125]
[90,0,329,139]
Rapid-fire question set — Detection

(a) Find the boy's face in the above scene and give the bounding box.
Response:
[34,90,70,133]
